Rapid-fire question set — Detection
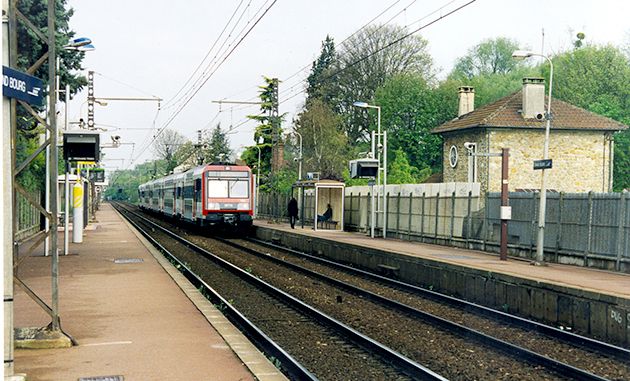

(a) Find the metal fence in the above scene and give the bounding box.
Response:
[15,191,41,242]
[257,189,630,272]
[485,192,630,270]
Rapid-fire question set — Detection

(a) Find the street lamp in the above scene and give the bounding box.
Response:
[512,49,554,265]
[353,101,387,238]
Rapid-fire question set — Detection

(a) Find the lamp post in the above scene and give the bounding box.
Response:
[253,144,261,218]
[353,101,387,238]
[512,50,554,265]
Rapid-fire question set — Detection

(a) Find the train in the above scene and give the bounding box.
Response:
[138,163,254,230]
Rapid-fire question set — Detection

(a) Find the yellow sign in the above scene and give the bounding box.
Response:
[77,161,97,167]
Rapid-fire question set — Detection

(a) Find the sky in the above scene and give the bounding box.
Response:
[64,0,630,174]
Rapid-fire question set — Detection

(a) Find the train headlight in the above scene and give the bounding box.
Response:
[237,203,249,210]
[207,202,220,210]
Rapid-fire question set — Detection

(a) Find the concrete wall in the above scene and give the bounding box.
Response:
[255,225,630,348]
[442,128,612,194]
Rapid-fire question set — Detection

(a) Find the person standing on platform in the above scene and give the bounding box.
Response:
[287,197,298,229]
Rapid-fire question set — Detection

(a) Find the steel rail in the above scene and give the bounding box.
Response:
[115,203,447,381]
[249,237,630,363]
[220,238,611,381]
[112,203,317,381]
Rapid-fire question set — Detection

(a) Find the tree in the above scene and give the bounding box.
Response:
[14,0,87,191]
[104,160,166,203]
[542,44,630,190]
[203,124,232,163]
[306,35,336,103]
[294,99,348,179]
[152,129,189,173]
[451,37,523,79]
[374,73,453,172]
[388,149,432,184]
[324,25,434,142]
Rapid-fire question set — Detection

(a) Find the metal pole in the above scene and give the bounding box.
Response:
[500,148,509,261]
[370,185,375,238]
[534,57,553,265]
[255,145,260,218]
[3,0,16,373]
[64,85,70,255]
[383,128,387,238]
[44,92,50,256]
[48,0,61,331]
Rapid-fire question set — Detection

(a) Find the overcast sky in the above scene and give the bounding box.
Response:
[64,0,630,172]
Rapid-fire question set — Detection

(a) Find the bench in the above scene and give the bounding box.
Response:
[317,220,338,230]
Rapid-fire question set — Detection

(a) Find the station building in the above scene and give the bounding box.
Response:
[432,79,627,194]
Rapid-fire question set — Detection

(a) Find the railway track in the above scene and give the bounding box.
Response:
[113,202,443,381]
[115,202,629,380]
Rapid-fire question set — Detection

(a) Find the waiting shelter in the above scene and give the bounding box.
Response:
[293,179,345,231]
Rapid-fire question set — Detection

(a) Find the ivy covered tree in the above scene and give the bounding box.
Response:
[241,77,285,186]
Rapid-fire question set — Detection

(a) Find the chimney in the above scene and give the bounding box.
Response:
[522,77,545,120]
[458,86,474,117]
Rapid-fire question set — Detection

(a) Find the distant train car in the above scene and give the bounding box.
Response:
[138,163,254,230]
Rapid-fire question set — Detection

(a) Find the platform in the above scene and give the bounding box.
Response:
[254,219,630,348]
[13,204,286,381]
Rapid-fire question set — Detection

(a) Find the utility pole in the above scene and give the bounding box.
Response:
[87,70,95,129]
[195,129,204,165]
[269,78,283,173]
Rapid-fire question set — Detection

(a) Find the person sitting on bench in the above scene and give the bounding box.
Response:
[317,203,333,222]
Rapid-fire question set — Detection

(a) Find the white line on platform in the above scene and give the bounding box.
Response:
[82,341,133,347]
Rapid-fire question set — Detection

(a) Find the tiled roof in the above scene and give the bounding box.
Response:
[432,91,627,134]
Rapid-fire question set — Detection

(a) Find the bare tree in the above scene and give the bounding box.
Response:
[322,25,434,142]
[153,129,189,174]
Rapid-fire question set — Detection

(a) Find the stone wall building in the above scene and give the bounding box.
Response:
[432,79,627,194]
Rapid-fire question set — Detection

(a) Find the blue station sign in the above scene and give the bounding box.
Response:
[2,66,44,106]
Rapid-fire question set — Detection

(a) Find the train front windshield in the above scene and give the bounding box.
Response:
[206,171,250,199]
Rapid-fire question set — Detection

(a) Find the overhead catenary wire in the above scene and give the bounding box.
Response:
[160,0,247,110]
[212,0,413,138]
[277,0,459,100]
[279,0,477,106]
[127,0,278,169]
[160,0,255,111]
[164,0,274,113]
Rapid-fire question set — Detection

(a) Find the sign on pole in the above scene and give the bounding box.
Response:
[2,66,44,106]
[533,159,553,170]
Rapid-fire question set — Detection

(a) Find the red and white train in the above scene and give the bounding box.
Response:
[138,163,254,229]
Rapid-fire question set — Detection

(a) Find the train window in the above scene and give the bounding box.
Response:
[207,180,228,198]
[229,180,249,198]
[207,179,249,198]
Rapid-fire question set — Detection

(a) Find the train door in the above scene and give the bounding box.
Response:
[193,178,202,219]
